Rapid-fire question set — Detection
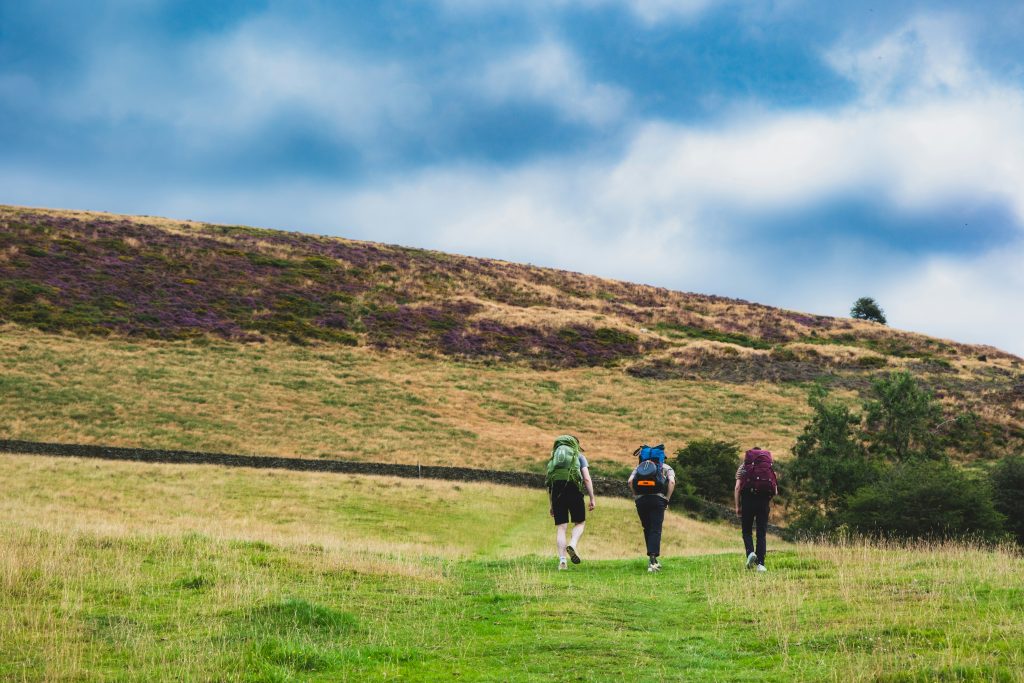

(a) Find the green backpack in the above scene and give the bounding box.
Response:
[545,435,583,492]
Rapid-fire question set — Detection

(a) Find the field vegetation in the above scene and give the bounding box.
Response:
[2,205,1021,469]
[2,454,1022,682]
[0,325,811,473]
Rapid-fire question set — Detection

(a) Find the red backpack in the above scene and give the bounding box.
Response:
[740,448,778,497]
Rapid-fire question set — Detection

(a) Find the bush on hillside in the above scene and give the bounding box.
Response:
[990,456,1024,545]
[674,439,739,503]
[841,462,1005,542]
[786,386,881,514]
[863,372,944,462]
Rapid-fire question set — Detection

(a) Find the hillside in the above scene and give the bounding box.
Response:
[1,204,1022,468]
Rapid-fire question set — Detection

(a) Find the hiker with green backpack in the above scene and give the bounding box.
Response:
[545,435,596,570]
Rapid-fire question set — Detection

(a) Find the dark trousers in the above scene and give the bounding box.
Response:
[635,495,668,558]
[741,491,771,565]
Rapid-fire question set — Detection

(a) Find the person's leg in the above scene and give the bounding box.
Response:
[647,497,667,558]
[636,497,659,563]
[551,483,571,567]
[569,521,585,549]
[635,498,652,558]
[565,491,586,563]
[556,523,568,561]
[755,496,770,566]
[741,491,756,557]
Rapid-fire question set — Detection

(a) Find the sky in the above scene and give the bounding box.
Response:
[2,1,1023,356]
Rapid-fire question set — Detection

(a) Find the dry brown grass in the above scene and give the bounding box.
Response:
[0,453,747,562]
[0,325,812,470]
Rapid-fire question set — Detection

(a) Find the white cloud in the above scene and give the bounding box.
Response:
[479,40,629,126]
[826,13,983,104]
[880,244,1024,354]
[61,17,432,153]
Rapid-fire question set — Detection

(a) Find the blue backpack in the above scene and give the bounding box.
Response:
[638,444,666,464]
[633,444,667,494]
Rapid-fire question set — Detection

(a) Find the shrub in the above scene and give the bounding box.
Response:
[863,372,944,462]
[842,461,1005,541]
[674,439,739,503]
[990,456,1024,545]
[787,386,881,513]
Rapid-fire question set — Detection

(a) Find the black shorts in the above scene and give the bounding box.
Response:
[550,481,586,525]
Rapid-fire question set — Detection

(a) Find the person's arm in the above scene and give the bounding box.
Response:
[666,469,675,502]
[582,467,596,510]
[626,470,635,496]
[734,478,742,516]
[548,486,554,517]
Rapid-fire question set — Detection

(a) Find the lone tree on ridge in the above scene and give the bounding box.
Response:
[851,296,887,325]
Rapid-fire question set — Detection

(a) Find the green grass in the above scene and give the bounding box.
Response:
[2,454,1022,682]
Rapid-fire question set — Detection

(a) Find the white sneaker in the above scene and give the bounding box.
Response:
[745,552,758,569]
[558,560,568,571]
[756,564,767,573]
[647,564,658,572]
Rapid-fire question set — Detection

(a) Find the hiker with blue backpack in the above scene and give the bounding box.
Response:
[627,445,676,572]
[545,435,596,570]
[734,447,778,572]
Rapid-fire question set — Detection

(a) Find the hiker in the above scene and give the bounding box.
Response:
[734,446,778,572]
[627,444,675,572]
[545,434,596,570]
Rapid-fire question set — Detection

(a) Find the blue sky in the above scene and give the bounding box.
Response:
[3,1,1024,356]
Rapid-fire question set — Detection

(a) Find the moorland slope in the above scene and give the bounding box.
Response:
[1,204,1021,472]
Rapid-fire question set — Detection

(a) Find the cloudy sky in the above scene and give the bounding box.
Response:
[3,1,1023,355]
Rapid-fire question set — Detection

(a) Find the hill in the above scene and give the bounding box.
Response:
[1,204,1022,470]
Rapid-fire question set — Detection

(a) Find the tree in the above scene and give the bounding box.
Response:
[850,297,887,324]
[863,372,943,462]
[674,439,739,503]
[842,461,1005,541]
[990,456,1024,545]
[787,385,880,515]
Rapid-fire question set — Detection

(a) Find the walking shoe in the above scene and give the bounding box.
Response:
[652,560,662,571]
[648,558,661,572]
[745,552,758,569]
[647,563,659,572]
[566,546,581,564]
[756,564,767,573]
[558,560,568,571]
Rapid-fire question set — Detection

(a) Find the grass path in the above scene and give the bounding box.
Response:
[2,455,1022,681]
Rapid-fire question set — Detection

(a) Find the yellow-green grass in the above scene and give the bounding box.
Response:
[0,454,737,561]
[0,325,814,473]
[2,454,1022,682]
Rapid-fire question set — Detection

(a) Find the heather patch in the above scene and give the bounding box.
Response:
[2,206,1020,380]
[444,322,648,368]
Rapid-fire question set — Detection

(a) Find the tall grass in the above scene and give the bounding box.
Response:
[0,325,812,471]
[2,454,1022,681]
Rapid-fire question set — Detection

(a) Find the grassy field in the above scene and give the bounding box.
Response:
[0,325,813,474]
[2,454,1022,682]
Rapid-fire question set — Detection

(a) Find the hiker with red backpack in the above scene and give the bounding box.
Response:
[545,435,596,570]
[627,444,676,572]
[734,446,778,572]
